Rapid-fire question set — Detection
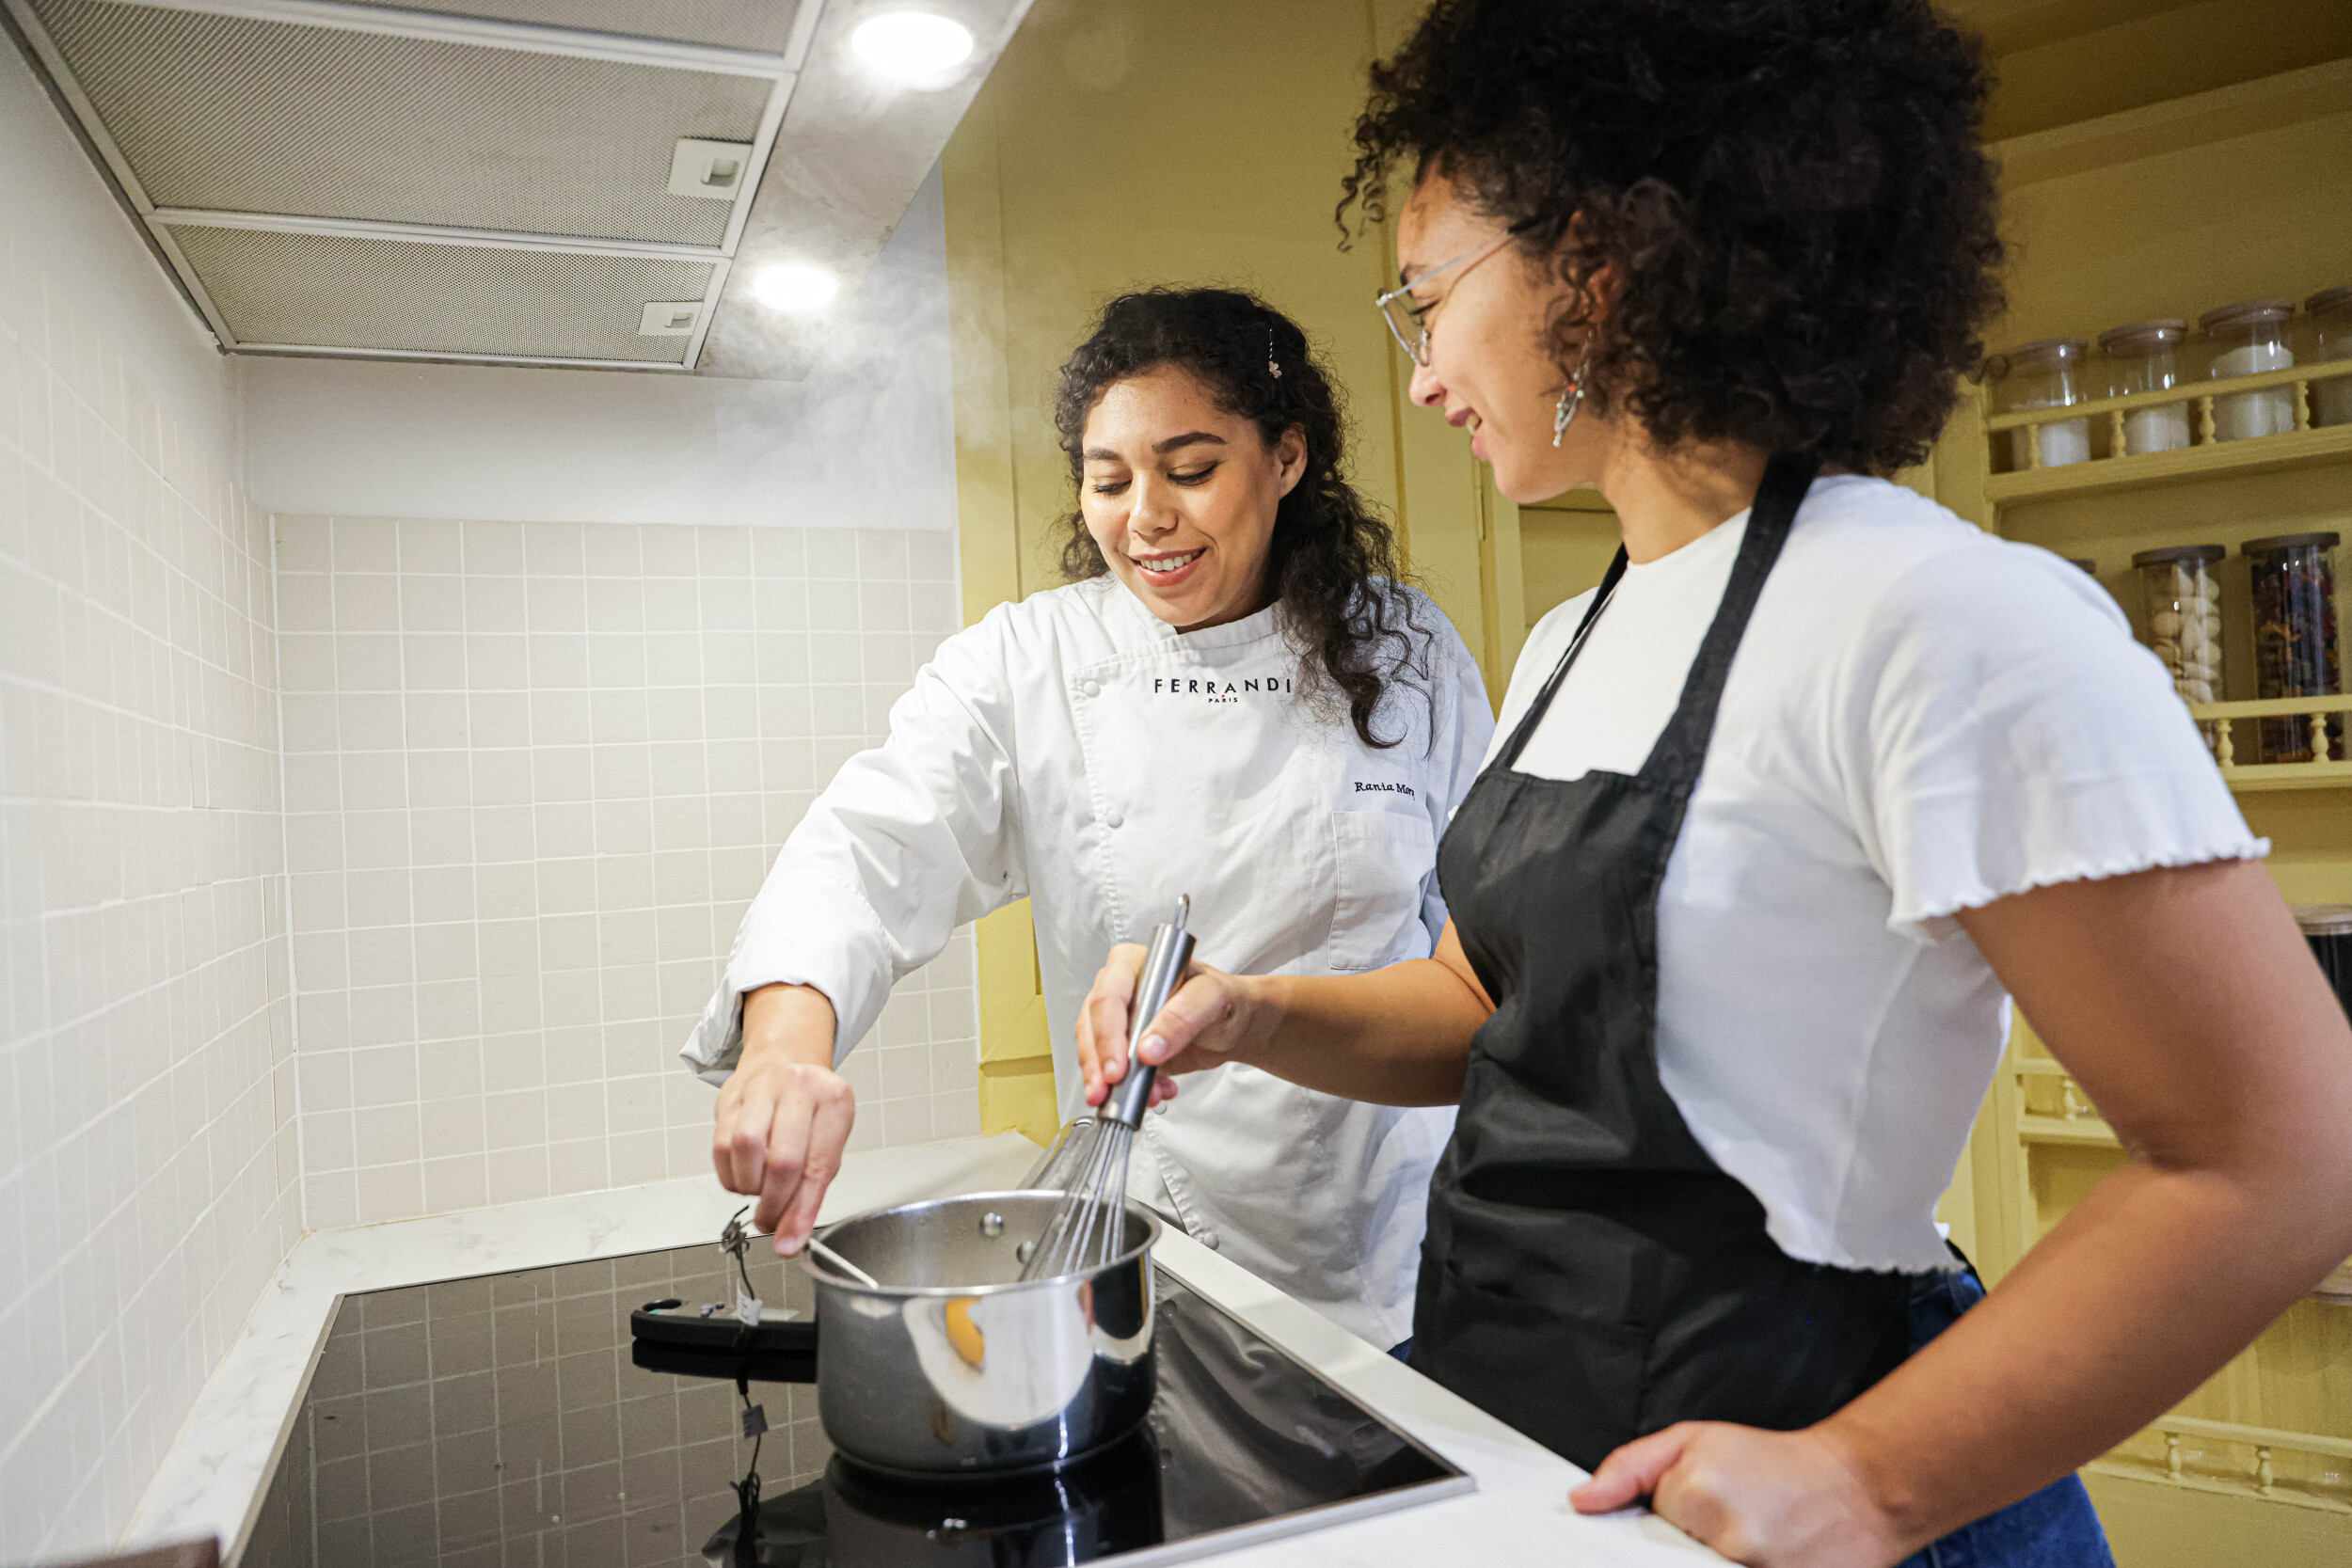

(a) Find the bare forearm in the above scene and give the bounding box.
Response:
[1825,1153,2352,1548]
[1237,958,1487,1105]
[1836,861,2352,1549]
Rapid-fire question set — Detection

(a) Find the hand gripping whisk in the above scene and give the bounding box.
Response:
[1018,896,1198,1280]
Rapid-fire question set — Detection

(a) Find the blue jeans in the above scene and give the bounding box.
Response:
[1895,1268,2114,1568]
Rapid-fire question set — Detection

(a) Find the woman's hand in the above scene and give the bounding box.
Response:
[1073,946,1273,1109]
[1570,1422,1908,1568]
[712,983,856,1255]
[1075,921,1491,1110]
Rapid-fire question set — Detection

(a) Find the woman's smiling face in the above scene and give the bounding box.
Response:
[1395,177,1609,505]
[1079,366,1306,632]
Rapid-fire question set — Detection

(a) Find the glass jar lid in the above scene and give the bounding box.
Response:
[2098,319,2186,354]
[2198,298,2295,332]
[2294,904,2352,938]
[2306,284,2352,316]
[2131,544,2226,566]
[1983,338,2089,378]
[2241,531,2342,555]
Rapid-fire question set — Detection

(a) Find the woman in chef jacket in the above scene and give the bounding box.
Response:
[1075,4,2352,1564]
[685,287,1492,1351]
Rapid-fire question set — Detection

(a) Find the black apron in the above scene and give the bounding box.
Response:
[1411,453,1915,1471]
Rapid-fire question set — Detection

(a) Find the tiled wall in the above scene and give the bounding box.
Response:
[242,1245,826,1568]
[274,515,982,1229]
[0,242,300,1558]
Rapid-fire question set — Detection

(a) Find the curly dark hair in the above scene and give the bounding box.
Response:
[1055,288,1429,749]
[1338,0,2005,475]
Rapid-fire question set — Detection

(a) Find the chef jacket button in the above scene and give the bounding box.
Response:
[1195,1228,1219,1251]
[1104,809,1124,829]
[1081,679,1101,698]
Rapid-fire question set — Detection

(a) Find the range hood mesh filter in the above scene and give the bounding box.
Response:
[29,0,770,245]
[165,224,713,363]
[376,0,805,53]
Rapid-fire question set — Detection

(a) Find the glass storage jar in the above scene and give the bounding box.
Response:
[2308,284,2352,429]
[2098,319,2191,454]
[1987,338,2091,469]
[2200,298,2296,440]
[2296,905,2352,1022]
[2243,531,2341,764]
[2134,544,2226,759]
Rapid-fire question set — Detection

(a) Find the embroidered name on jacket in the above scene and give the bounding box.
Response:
[1152,674,1295,705]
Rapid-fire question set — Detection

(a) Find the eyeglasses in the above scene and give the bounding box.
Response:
[1375,218,1539,366]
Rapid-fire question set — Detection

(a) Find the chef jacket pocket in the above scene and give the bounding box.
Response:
[1327,810,1437,972]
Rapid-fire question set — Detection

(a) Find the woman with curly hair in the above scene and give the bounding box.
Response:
[1077,2,2352,1561]
[690,287,1491,1353]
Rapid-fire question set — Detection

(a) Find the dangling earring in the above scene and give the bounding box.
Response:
[1552,339,1594,448]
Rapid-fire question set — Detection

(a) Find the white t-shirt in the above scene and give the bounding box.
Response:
[1486,475,2265,1273]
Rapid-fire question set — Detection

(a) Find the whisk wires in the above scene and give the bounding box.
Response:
[1020,1120,1135,1279]
[1018,896,1194,1282]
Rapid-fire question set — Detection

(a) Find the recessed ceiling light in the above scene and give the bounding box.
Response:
[751,262,840,313]
[850,12,975,82]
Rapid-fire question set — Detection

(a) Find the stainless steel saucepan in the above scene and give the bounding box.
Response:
[794,1189,1161,1476]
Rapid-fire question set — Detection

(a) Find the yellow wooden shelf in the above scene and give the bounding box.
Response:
[2189,696,2352,794]
[1984,414,2352,507]
[2018,1111,2122,1148]
[2218,761,2352,794]
[2091,1414,2352,1517]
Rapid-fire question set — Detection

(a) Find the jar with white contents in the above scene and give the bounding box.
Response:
[2200,299,2296,441]
[2097,319,2191,454]
[1986,338,2092,469]
[2134,544,2227,760]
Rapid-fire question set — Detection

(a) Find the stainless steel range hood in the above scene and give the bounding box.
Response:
[2,0,1029,377]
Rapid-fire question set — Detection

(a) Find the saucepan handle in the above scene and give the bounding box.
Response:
[629,1299,818,1382]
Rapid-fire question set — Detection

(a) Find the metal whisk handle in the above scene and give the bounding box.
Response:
[1107,895,1196,1128]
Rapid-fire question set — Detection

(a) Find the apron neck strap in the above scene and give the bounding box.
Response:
[1637,451,1820,784]
[1492,451,1820,779]
[1496,545,1629,770]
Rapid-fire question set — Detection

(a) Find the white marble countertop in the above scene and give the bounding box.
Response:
[125,1132,1715,1566]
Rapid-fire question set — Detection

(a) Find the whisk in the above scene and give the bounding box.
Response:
[1018,895,1198,1280]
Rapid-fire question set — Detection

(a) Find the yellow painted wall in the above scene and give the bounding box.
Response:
[942,0,1506,1142]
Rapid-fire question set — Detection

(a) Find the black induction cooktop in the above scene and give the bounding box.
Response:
[239,1237,1470,1568]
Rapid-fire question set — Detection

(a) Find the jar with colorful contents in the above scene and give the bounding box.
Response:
[1987,339,2091,469]
[2099,319,2191,454]
[2308,284,2352,429]
[2134,545,2226,759]
[2200,299,2296,441]
[2244,532,2342,764]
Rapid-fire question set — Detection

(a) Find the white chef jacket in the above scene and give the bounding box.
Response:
[681,573,1493,1346]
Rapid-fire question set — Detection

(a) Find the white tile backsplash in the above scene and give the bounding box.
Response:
[274,515,981,1230]
[2,59,977,1556]
[0,235,300,1560]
